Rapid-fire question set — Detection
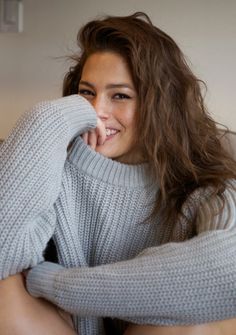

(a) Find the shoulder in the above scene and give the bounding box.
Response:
[191,180,236,234]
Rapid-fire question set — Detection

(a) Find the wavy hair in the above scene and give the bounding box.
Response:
[63,12,236,231]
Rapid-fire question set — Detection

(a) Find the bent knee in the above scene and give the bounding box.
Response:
[0,274,76,335]
[0,274,29,333]
[125,319,236,335]
[0,273,26,310]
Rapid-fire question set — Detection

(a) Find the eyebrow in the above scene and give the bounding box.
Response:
[79,80,135,90]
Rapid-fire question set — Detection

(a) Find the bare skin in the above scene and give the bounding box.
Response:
[124,319,236,335]
[1,274,236,335]
[0,274,76,335]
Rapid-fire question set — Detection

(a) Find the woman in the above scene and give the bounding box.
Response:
[1,12,236,335]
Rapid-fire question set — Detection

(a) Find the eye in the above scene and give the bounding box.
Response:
[78,89,95,97]
[113,93,131,100]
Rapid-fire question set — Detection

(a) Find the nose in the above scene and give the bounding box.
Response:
[92,96,109,120]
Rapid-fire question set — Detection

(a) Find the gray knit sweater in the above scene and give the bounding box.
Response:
[1,95,236,335]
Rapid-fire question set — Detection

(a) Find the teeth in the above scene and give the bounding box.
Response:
[106,128,117,136]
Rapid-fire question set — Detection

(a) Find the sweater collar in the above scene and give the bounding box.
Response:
[67,136,153,188]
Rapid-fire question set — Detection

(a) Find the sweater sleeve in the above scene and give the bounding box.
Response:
[26,183,236,325]
[0,95,97,279]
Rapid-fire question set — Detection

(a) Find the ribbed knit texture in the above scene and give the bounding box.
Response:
[1,95,236,335]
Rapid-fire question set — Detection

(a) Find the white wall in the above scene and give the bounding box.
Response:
[0,0,235,138]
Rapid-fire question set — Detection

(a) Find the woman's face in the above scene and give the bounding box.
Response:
[78,51,142,164]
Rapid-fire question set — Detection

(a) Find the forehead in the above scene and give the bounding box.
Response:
[81,51,133,83]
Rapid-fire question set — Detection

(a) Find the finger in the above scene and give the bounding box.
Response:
[82,132,88,145]
[96,119,106,145]
[88,130,97,150]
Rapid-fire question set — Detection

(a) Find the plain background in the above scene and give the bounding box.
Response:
[0,0,235,139]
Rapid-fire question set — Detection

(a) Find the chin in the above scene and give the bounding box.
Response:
[95,146,122,161]
[95,145,112,158]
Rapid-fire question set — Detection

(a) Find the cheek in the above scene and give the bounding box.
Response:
[118,106,136,131]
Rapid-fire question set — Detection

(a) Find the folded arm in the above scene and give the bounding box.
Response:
[0,95,97,279]
[26,183,236,325]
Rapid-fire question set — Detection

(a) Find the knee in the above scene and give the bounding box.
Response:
[0,273,76,335]
[124,320,236,335]
[0,273,30,334]
[0,273,28,311]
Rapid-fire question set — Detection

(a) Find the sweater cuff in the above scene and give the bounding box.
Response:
[26,262,65,301]
[50,95,98,140]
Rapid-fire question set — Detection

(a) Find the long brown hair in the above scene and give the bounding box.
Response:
[63,12,236,230]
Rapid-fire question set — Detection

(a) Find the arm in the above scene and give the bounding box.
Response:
[0,95,97,279]
[26,183,236,325]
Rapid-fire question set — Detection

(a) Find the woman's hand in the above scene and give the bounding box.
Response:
[82,118,106,149]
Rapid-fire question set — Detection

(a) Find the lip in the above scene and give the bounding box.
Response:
[105,127,120,141]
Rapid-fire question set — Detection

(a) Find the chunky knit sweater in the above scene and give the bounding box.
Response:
[1,95,236,335]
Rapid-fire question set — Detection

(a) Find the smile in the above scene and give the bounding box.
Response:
[105,128,120,137]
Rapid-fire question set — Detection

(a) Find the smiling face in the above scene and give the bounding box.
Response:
[78,51,142,164]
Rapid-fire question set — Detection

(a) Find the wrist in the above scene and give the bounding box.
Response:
[26,262,64,300]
